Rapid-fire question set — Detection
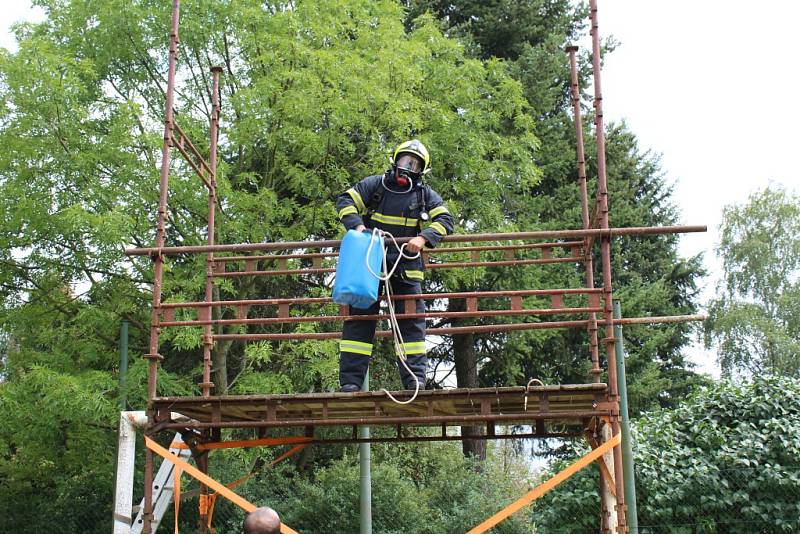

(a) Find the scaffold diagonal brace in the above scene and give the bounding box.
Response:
[467,433,621,534]
[145,436,300,534]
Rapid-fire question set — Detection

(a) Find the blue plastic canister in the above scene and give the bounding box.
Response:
[332,230,384,309]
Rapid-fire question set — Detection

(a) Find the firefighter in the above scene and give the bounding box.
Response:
[335,140,454,392]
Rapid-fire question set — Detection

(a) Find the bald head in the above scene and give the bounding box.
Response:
[243,507,281,534]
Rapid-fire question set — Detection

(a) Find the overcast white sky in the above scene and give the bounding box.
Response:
[2,1,798,376]
[599,1,800,375]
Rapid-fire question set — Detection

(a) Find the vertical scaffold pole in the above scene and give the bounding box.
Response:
[567,43,609,531]
[589,0,627,531]
[198,65,222,534]
[202,66,222,398]
[143,2,181,533]
[566,45,602,384]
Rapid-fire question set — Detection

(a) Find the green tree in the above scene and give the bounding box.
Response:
[705,187,800,377]
[405,0,585,62]
[533,375,800,532]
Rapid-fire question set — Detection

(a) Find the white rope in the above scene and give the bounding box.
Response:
[524,378,545,411]
[364,228,423,405]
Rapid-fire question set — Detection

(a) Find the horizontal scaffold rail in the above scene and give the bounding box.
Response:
[159,306,604,328]
[156,287,604,329]
[125,225,707,256]
[213,240,585,263]
[212,256,581,278]
[209,315,704,342]
[151,384,609,441]
[159,288,603,310]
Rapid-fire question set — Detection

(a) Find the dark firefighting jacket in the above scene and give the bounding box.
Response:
[336,170,455,280]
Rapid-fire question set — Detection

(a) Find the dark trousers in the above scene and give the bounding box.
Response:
[339,275,426,389]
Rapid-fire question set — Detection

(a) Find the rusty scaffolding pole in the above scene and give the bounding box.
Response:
[566,45,601,385]
[127,1,706,532]
[589,0,627,530]
[567,41,613,531]
[140,1,180,531]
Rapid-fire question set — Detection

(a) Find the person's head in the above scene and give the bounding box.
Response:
[242,507,281,534]
[391,139,431,187]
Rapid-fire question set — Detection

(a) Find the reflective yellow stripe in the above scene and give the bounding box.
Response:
[346,189,366,214]
[405,270,424,281]
[371,212,419,227]
[428,205,449,218]
[338,205,358,219]
[400,341,426,355]
[340,340,373,356]
[341,339,373,349]
[429,222,447,236]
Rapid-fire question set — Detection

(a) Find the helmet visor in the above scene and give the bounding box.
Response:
[395,153,423,174]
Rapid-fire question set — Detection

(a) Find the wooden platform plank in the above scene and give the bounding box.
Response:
[152,384,609,432]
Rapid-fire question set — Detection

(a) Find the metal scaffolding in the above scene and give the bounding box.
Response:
[122,1,705,532]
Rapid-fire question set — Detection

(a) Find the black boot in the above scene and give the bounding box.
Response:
[403,376,426,391]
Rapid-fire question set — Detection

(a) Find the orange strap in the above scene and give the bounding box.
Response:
[173,464,182,534]
[206,494,218,530]
[467,433,622,534]
[198,493,210,515]
[145,437,300,534]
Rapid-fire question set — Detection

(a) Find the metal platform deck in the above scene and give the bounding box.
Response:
[151,384,610,442]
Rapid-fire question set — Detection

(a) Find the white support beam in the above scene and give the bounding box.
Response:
[114,412,148,534]
[113,411,193,534]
